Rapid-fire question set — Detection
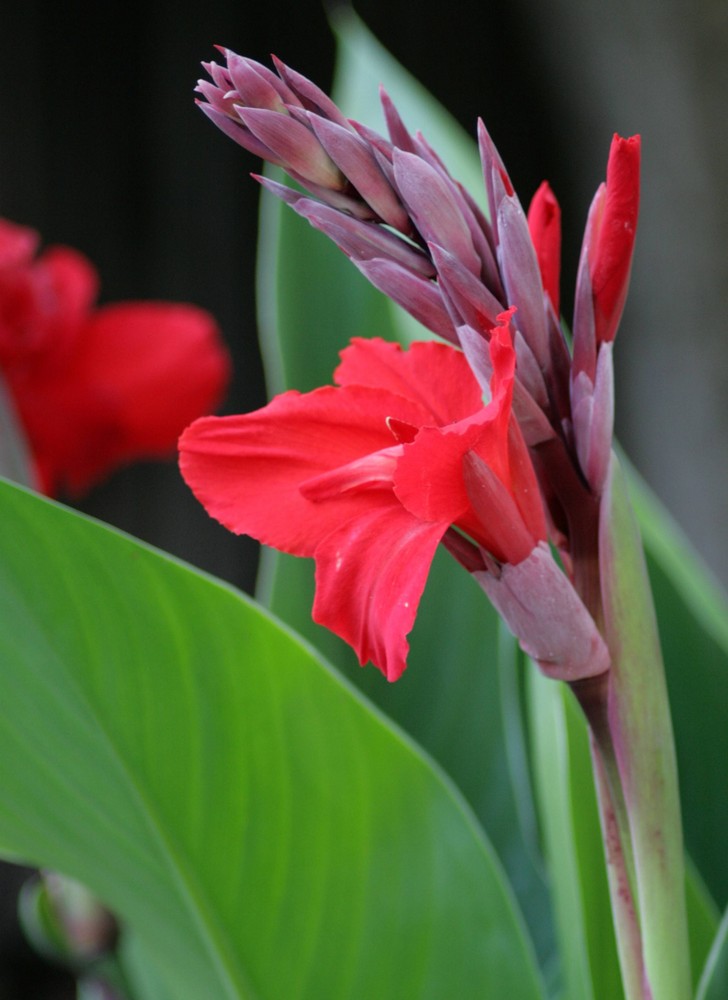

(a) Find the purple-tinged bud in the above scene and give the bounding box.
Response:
[572,342,614,493]
[477,119,513,239]
[429,243,504,334]
[456,186,502,296]
[456,325,555,446]
[380,87,418,153]
[236,108,343,190]
[355,258,457,342]
[545,306,574,426]
[496,195,550,372]
[195,77,237,116]
[215,48,301,107]
[258,179,435,275]
[225,53,290,112]
[572,210,599,381]
[412,132,501,290]
[512,329,549,410]
[475,541,611,681]
[271,56,351,128]
[308,116,410,231]
[197,102,285,163]
[393,150,482,277]
[202,60,233,92]
[350,120,396,165]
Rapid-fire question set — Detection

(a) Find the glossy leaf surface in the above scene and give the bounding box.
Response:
[0,479,544,1000]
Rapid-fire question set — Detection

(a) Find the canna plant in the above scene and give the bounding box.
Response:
[0,13,726,1000]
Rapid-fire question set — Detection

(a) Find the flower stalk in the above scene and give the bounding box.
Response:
[598,454,691,1000]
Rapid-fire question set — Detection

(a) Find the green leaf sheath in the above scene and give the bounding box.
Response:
[599,454,691,1000]
[528,667,624,1000]
[0,479,544,1000]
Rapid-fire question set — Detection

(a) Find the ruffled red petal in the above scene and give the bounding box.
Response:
[179,383,428,556]
[334,337,483,426]
[311,496,447,681]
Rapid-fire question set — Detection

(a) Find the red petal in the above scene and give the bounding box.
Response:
[22,301,229,494]
[527,181,561,316]
[311,497,446,681]
[78,302,228,448]
[505,421,548,543]
[42,247,99,336]
[393,420,477,526]
[394,317,535,561]
[462,452,539,564]
[334,337,482,426]
[0,218,38,269]
[179,383,428,556]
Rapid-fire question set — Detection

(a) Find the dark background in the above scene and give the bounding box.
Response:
[1,0,726,994]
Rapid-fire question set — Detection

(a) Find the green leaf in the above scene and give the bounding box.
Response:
[0,479,545,999]
[696,906,728,1000]
[686,859,722,990]
[626,462,728,908]
[599,454,691,1000]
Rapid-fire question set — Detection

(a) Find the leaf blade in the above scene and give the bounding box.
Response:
[0,479,545,999]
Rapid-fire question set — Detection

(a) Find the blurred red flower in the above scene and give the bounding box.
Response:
[0,217,230,495]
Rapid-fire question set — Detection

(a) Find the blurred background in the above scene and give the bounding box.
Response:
[1,0,726,994]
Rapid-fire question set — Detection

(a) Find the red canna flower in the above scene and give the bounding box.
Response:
[0,217,230,496]
[180,317,547,682]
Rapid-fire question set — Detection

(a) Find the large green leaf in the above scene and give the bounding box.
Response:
[254,12,553,966]
[0,479,545,999]
[627,468,728,907]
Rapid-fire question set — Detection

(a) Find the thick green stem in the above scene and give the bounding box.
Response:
[574,674,650,1000]
[599,454,691,1000]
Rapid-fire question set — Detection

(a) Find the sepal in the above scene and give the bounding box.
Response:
[475,541,610,681]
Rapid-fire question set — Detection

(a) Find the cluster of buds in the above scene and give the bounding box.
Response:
[190,49,640,685]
